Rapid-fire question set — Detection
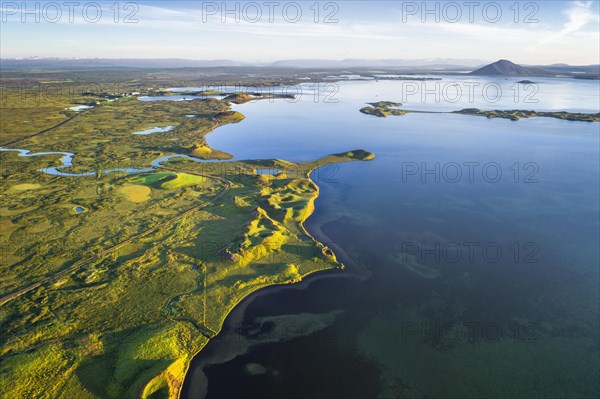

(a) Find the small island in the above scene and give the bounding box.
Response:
[359,102,600,122]
[360,102,408,117]
[452,108,600,122]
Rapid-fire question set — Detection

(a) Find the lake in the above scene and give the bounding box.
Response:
[181,76,600,398]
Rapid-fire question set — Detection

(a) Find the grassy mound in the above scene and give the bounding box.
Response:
[186,143,233,160]
[131,172,207,190]
[213,111,245,123]
[119,185,152,203]
[223,93,255,104]
[333,150,376,161]
[263,179,318,223]
[227,207,290,267]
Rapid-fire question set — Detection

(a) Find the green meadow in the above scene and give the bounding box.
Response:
[0,81,373,398]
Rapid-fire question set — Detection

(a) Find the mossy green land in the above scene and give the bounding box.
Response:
[359,102,600,122]
[359,102,407,117]
[0,82,373,399]
[452,108,600,122]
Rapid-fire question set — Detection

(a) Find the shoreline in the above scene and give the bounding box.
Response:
[0,92,372,398]
[177,163,372,399]
[359,104,600,122]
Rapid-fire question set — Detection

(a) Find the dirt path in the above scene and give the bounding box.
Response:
[1,108,92,147]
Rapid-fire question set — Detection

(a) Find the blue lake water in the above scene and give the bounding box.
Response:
[181,77,600,398]
[67,105,93,112]
[2,75,597,398]
[132,125,174,135]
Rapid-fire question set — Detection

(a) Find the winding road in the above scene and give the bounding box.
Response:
[1,107,92,147]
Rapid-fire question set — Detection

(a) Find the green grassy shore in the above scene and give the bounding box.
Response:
[0,82,373,398]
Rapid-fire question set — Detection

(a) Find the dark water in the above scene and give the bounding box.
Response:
[183,79,600,398]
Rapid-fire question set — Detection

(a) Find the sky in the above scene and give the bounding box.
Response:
[1,1,599,65]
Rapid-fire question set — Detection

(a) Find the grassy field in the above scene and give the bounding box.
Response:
[0,79,373,398]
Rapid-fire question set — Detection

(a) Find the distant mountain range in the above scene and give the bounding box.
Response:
[0,58,248,69]
[269,58,487,69]
[0,57,487,70]
[1,58,598,78]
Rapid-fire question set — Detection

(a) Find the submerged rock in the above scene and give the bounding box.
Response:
[244,363,268,375]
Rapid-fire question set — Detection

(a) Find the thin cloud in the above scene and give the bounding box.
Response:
[537,1,599,45]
